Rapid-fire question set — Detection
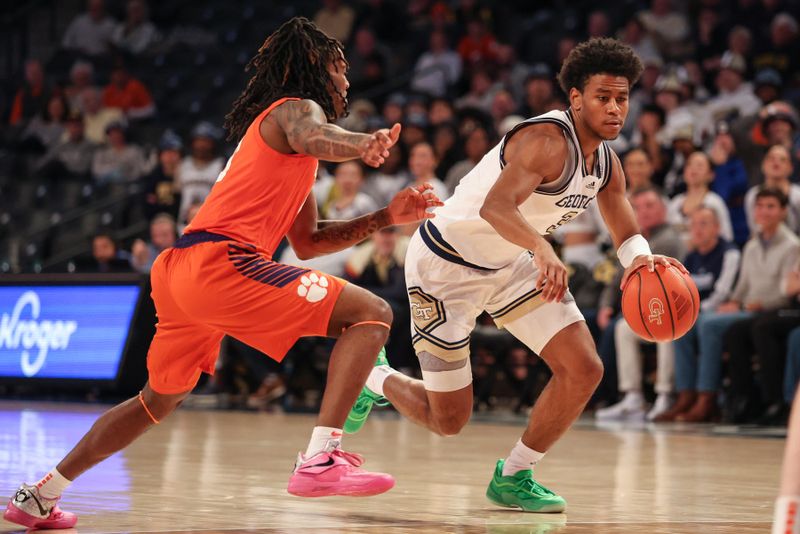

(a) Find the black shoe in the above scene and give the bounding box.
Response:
[722,396,761,424]
[755,403,789,426]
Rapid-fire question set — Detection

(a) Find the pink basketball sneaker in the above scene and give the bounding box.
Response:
[4,484,77,529]
[287,447,395,497]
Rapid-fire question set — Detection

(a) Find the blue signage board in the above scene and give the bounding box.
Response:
[0,285,141,380]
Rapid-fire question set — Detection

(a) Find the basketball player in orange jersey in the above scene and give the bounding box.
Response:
[3,17,443,530]
[774,385,800,534]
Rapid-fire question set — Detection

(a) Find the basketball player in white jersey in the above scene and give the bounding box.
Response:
[346,38,688,511]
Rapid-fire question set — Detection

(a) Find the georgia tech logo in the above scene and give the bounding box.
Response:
[648,298,665,325]
[410,301,434,320]
[407,286,445,332]
[0,291,78,377]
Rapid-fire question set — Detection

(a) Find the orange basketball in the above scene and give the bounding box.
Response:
[621,263,699,342]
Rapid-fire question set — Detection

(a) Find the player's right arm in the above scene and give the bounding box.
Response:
[479,125,570,303]
[265,98,399,168]
[596,151,688,289]
[288,185,442,260]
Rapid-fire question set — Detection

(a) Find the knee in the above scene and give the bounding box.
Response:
[583,354,605,389]
[364,297,393,327]
[347,297,393,341]
[433,409,470,437]
[141,387,189,422]
[556,351,604,392]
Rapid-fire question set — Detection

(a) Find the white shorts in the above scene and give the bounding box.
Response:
[405,227,584,363]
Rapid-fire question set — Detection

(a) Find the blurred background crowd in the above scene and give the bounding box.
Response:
[2,0,800,426]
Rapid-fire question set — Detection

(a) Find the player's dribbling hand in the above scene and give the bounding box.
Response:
[532,242,568,303]
[619,254,688,290]
[386,183,444,224]
[360,123,401,168]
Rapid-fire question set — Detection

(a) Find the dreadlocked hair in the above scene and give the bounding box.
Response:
[224,17,348,141]
[557,37,643,95]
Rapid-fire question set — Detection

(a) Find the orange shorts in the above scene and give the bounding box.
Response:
[146,232,346,394]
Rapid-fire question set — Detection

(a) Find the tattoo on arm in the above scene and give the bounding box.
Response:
[310,209,392,250]
[275,99,369,160]
[303,127,367,159]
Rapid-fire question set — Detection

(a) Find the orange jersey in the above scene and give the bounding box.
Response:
[185,97,318,257]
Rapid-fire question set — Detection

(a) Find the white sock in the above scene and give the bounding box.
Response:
[365,365,398,397]
[36,469,72,500]
[624,391,644,406]
[502,439,546,476]
[654,393,671,406]
[773,496,800,534]
[304,426,343,457]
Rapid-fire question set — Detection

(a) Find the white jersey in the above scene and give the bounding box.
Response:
[422,109,614,269]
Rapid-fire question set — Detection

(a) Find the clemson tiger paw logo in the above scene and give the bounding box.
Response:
[297,273,328,302]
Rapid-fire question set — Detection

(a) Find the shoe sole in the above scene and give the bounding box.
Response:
[485,486,566,513]
[287,477,395,497]
[595,412,646,422]
[3,504,78,529]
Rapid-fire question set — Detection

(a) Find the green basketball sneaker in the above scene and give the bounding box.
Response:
[486,459,566,513]
[344,347,392,434]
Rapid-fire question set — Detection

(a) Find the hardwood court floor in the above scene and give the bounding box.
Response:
[0,402,782,533]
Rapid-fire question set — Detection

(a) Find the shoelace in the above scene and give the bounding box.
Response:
[518,477,556,497]
[330,448,365,467]
[298,448,365,471]
[354,394,389,412]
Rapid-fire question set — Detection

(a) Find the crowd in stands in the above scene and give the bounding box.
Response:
[3,0,800,424]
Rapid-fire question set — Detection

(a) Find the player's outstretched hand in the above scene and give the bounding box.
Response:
[619,254,689,290]
[532,242,568,303]
[386,183,444,225]
[359,123,401,168]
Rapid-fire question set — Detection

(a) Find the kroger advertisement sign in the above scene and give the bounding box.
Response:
[0,285,141,380]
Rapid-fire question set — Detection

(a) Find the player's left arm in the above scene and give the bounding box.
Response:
[596,151,687,289]
[287,186,443,259]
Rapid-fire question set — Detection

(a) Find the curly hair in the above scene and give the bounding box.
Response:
[224,17,348,141]
[557,37,643,95]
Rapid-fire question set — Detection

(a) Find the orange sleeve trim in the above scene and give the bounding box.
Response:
[138,391,160,424]
[342,320,391,333]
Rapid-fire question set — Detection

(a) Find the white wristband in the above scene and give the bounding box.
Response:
[617,234,652,268]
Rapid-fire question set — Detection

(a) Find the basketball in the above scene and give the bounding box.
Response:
[621,263,700,342]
